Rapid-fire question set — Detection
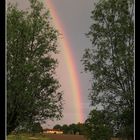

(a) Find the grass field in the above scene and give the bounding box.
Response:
[7,133,87,140]
[7,134,122,140]
[7,134,51,140]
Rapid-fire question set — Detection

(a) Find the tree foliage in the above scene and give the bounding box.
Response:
[53,124,62,130]
[53,123,86,135]
[82,0,134,139]
[85,110,113,140]
[7,0,63,134]
[30,122,43,133]
[14,122,43,134]
[61,124,69,134]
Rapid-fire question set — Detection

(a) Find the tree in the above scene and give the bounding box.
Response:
[76,122,86,135]
[61,124,69,134]
[85,110,113,140]
[53,123,86,135]
[14,122,43,134]
[82,0,134,139]
[68,123,79,135]
[30,122,43,133]
[7,0,63,134]
[53,124,62,130]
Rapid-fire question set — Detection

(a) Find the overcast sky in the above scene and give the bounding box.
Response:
[7,0,98,128]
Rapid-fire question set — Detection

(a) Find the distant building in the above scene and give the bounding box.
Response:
[43,128,63,134]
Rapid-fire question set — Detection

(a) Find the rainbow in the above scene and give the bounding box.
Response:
[45,0,84,123]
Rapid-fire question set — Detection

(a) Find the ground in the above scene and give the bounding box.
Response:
[7,134,87,140]
[46,134,87,140]
[7,134,51,140]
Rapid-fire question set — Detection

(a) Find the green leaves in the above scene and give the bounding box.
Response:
[85,110,113,140]
[7,0,63,134]
[82,0,134,139]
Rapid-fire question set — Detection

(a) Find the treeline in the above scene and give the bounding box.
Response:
[53,123,86,135]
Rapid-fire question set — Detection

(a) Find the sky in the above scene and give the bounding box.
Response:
[7,0,97,128]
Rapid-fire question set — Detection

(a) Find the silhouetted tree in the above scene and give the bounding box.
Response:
[82,0,134,139]
[62,124,70,134]
[7,0,63,134]
[53,124,62,130]
[85,110,113,140]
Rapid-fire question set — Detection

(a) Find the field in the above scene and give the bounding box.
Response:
[7,134,122,140]
[7,134,51,140]
[46,134,87,140]
[7,134,87,140]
